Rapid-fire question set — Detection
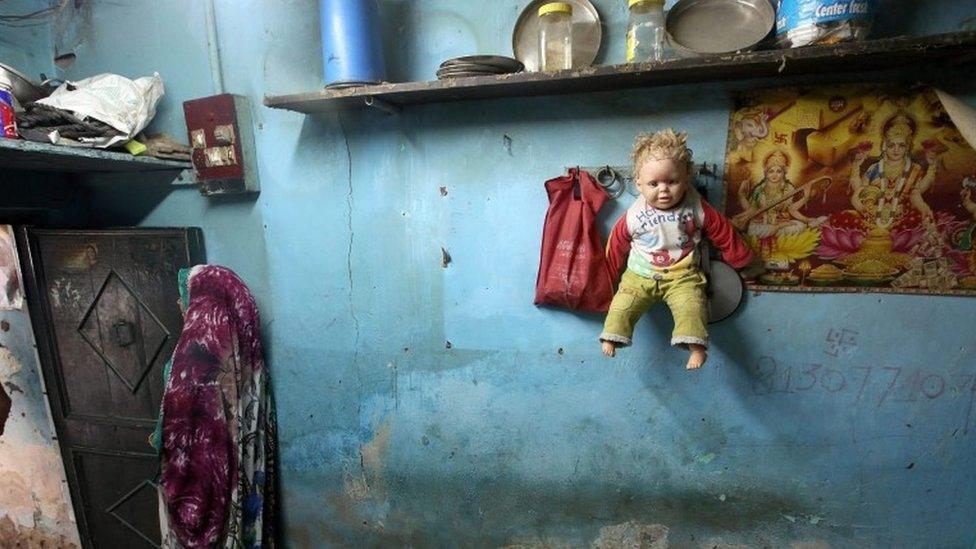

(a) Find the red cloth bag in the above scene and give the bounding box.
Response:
[534,168,615,312]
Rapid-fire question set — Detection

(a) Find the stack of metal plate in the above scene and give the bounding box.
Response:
[436,56,524,80]
[324,80,381,91]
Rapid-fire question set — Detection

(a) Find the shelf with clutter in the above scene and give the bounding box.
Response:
[264,31,976,115]
[0,69,192,178]
[1,67,255,194]
[0,137,191,174]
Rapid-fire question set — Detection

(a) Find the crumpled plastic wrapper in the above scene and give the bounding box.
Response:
[34,72,164,148]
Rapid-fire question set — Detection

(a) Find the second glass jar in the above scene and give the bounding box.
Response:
[627,0,667,62]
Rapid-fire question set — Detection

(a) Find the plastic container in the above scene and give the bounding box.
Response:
[775,0,877,48]
[538,2,574,72]
[319,0,387,86]
[0,88,16,138]
[627,0,667,62]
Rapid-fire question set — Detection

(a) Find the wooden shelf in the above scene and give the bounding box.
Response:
[0,138,191,173]
[264,31,976,114]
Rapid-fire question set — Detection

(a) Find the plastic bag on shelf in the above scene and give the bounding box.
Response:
[34,72,164,148]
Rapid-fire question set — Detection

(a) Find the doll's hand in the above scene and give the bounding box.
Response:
[738,259,766,281]
[732,212,750,230]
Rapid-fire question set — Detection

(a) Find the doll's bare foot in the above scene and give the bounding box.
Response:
[686,345,707,370]
[601,341,617,358]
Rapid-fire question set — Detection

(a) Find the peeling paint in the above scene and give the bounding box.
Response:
[591,521,669,549]
[0,516,78,549]
[695,452,717,464]
[701,541,751,549]
[342,421,392,503]
[501,538,574,549]
[0,327,80,546]
[789,542,832,549]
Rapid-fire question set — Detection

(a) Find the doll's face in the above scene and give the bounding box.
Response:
[636,158,689,210]
[765,164,786,185]
[884,136,909,162]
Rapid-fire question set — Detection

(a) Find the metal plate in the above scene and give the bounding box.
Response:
[513,0,602,72]
[440,55,523,71]
[438,55,524,80]
[666,0,774,55]
[324,80,381,90]
[0,62,49,108]
[437,71,506,80]
[707,260,745,324]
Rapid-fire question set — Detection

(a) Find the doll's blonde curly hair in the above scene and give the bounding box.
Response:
[632,128,693,175]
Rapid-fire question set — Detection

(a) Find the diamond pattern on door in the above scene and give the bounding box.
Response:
[78,270,170,393]
[104,479,161,548]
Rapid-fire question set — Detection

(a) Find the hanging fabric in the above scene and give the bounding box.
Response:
[158,265,277,548]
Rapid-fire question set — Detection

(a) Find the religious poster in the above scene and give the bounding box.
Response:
[724,85,976,295]
[0,226,23,310]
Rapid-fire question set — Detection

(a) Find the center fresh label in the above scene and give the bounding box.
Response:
[776,0,876,35]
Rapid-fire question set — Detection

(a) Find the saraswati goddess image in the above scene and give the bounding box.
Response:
[731,148,830,274]
[733,149,827,263]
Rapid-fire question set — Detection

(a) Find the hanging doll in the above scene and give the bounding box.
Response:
[600,129,757,370]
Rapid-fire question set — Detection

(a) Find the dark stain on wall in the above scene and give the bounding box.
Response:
[293,472,808,547]
[0,382,10,436]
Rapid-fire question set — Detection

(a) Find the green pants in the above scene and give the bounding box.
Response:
[600,268,709,348]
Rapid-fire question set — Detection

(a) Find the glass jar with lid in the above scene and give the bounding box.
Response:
[626,0,667,62]
[538,2,573,72]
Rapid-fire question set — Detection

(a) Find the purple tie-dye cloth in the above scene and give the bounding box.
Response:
[160,265,276,548]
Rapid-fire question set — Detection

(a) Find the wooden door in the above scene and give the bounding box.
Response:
[17,228,204,549]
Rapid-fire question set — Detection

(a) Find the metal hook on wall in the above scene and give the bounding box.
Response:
[595,165,626,198]
[568,161,721,200]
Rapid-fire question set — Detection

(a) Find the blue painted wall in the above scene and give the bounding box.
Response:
[53,0,976,546]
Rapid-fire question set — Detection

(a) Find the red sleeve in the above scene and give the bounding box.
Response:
[605,214,631,283]
[701,200,754,269]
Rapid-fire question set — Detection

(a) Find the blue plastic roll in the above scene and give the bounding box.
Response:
[319,0,386,85]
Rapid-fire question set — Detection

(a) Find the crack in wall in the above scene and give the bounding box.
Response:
[337,114,361,350]
[336,114,366,427]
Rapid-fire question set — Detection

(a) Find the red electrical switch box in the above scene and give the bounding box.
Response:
[183,94,260,196]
